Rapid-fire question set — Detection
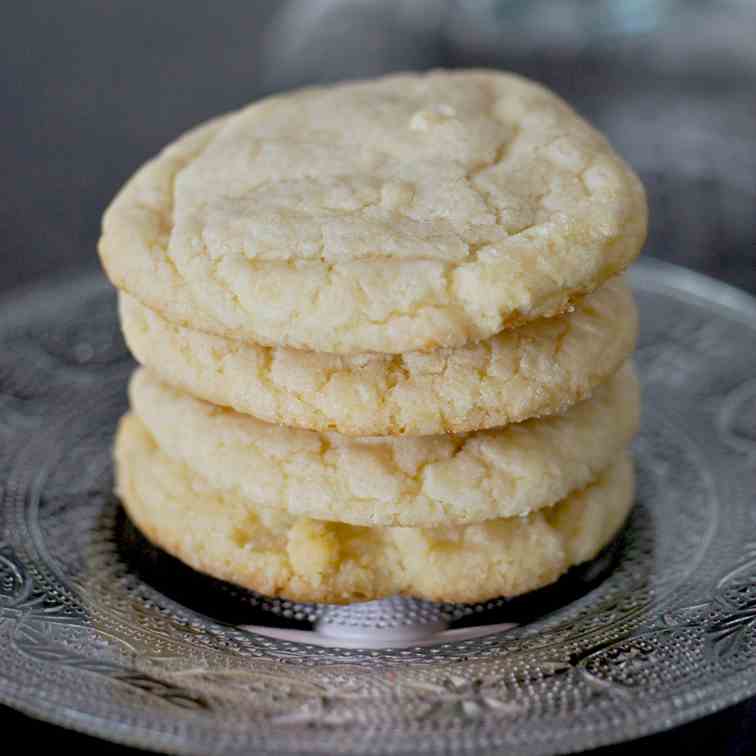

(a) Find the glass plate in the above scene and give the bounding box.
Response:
[1,259,755,755]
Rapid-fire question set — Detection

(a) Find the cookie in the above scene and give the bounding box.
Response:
[120,276,636,436]
[115,414,634,604]
[100,70,647,354]
[128,363,639,526]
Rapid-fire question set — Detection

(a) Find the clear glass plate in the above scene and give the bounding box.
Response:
[1,259,756,755]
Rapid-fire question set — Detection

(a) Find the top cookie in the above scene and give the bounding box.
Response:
[100,70,647,354]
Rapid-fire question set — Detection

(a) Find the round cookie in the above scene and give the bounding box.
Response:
[115,414,634,604]
[128,363,639,526]
[120,276,637,436]
[100,70,647,354]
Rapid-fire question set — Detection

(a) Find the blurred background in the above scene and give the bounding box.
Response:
[1,0,755,298]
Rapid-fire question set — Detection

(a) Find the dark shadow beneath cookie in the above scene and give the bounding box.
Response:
[115,503,628,634]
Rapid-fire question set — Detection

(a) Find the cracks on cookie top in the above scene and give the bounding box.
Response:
[104,75,646,354]
[465,128,523,225]
[168,81,631,267]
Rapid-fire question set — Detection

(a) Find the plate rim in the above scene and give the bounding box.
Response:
[1,257,756,755]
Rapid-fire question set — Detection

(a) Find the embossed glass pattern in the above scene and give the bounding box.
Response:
[1,260,756,754]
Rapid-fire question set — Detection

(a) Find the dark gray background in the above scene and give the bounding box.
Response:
[1,1,755,753]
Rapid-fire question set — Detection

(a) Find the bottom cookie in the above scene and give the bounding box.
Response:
[115,415,634,605]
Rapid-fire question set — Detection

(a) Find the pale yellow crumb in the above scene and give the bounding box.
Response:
[128,363,639,527]
[99,70,647,354]
[120,275,637,436]
[115,414,634,604]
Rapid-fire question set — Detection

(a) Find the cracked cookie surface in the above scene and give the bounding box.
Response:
[128,363,639,526]
[115,414,634,604]
[100,70,647,354]
[121,276,636,436]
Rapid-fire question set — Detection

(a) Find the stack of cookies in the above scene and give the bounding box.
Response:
[99,71,647,605]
